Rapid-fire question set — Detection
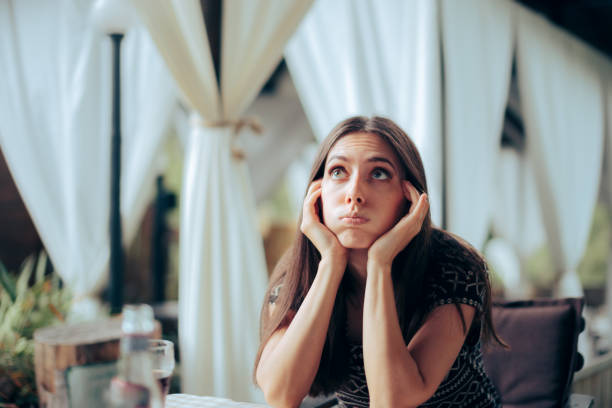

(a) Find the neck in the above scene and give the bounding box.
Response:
[347,249,368,287]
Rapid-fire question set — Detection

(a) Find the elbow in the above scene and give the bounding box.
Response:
[260,387,303,408]
[257,370,304,408]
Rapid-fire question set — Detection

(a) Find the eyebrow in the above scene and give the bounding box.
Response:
[326,154,398,172]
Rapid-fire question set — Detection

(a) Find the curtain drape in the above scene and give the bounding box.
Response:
[244,93,315,204]
[603,65,612,344]
[0,0,175,320]
[174,92,315,205]
[440,0,514,250]
[516,5,605,296]
[122,32,178,243]
[483,236,524,299]
[285,0,444,223]
[130,0,313,401]
[492,148,547,258]
[491,148,547,297]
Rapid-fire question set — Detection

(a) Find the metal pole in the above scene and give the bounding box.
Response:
[151,176,176,303]
[109,33,124,315]
[437,0,447,229]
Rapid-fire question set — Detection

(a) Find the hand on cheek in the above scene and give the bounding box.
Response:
[368,181,429,268]
[301,179,348,263]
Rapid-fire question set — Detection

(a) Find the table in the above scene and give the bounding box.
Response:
[166,394,269,407]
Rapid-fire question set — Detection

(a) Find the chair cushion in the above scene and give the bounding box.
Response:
[482,298,584,408]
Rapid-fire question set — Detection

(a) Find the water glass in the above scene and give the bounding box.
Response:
[148,339,175,398]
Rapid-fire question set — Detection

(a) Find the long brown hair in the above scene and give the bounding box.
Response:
[253,116,503,395]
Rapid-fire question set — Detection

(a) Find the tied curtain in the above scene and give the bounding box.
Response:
[129,0,313,401]
[285,0,444,224]
[0,0,175,320]
[516,4,605,296]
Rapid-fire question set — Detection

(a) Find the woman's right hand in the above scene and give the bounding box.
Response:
[300,180,347,265]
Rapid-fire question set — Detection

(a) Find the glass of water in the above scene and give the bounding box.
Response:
[148,339,175,398]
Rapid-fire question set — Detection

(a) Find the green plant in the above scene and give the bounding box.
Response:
[523,202,611,294]
[0,253,71,407]
[524,244,556,293]
[577,203,610,289]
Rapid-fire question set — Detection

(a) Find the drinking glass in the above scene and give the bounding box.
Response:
[148,339,175,398]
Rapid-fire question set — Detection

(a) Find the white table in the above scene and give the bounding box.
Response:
[166,394,269,407]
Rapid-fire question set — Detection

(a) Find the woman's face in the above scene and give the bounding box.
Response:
[321,132,407,249]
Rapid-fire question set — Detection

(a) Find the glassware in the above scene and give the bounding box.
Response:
[148,339,175,397]
[108,304,163,408]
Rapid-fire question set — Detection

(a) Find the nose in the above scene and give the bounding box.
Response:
[345,178,365,205]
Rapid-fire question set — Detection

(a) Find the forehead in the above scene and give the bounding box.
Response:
[326,132,400,164]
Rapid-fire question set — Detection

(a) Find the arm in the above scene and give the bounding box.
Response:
[363,183,474,406]
[363,260,475,407]
[256,256,345,408]
[256,180,347,408]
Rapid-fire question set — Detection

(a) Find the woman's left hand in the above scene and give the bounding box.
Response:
[367,181,429,269]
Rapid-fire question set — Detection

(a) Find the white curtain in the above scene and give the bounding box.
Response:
[483,237,524,299]
[440,0,514,249]
[122,32,178,243]
[492,148,547,258]
[0,0,175,320]
[130,0,313,401]
[285,0,444,224]
[245,93,315,204]
[603,64,612,344]
[516,5,605,296]
[173,91,316,205]
[491,148,547,297]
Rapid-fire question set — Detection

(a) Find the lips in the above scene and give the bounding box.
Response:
[341,215,369,225]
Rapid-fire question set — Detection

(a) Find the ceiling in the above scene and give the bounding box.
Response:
[518,0,612,59]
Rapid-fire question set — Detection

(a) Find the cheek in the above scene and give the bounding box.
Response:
[320,182,346,226]
[320,183,334,223]
[380,194,407,225]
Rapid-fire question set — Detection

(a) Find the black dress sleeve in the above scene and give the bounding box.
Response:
[425,232,487,315]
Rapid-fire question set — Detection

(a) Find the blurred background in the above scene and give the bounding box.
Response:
[1,0,611,406]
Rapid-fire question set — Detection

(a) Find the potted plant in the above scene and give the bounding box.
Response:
[0,253,71,407]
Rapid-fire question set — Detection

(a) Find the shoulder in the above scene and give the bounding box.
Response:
[425,229,488,312]
[429,229,485,269]
[428,229,487,280]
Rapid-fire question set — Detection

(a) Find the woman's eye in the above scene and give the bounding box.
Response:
[372,168,391,180]
[330,167,346,179]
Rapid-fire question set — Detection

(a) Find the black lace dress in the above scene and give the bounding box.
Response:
[334,230,501,408]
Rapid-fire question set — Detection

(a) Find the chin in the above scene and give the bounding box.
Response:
[336,230,376,249]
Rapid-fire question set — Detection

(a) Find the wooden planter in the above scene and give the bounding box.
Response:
[33,317,160,407]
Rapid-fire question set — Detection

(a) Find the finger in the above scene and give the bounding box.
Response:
[303,185,322,215]
[304,180,323,204]
[415,193,429,222]
[401,192,428,226]
[306,179,322,197]
[404,181,420,214]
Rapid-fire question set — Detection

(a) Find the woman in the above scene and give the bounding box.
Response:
[254,116,504,408]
